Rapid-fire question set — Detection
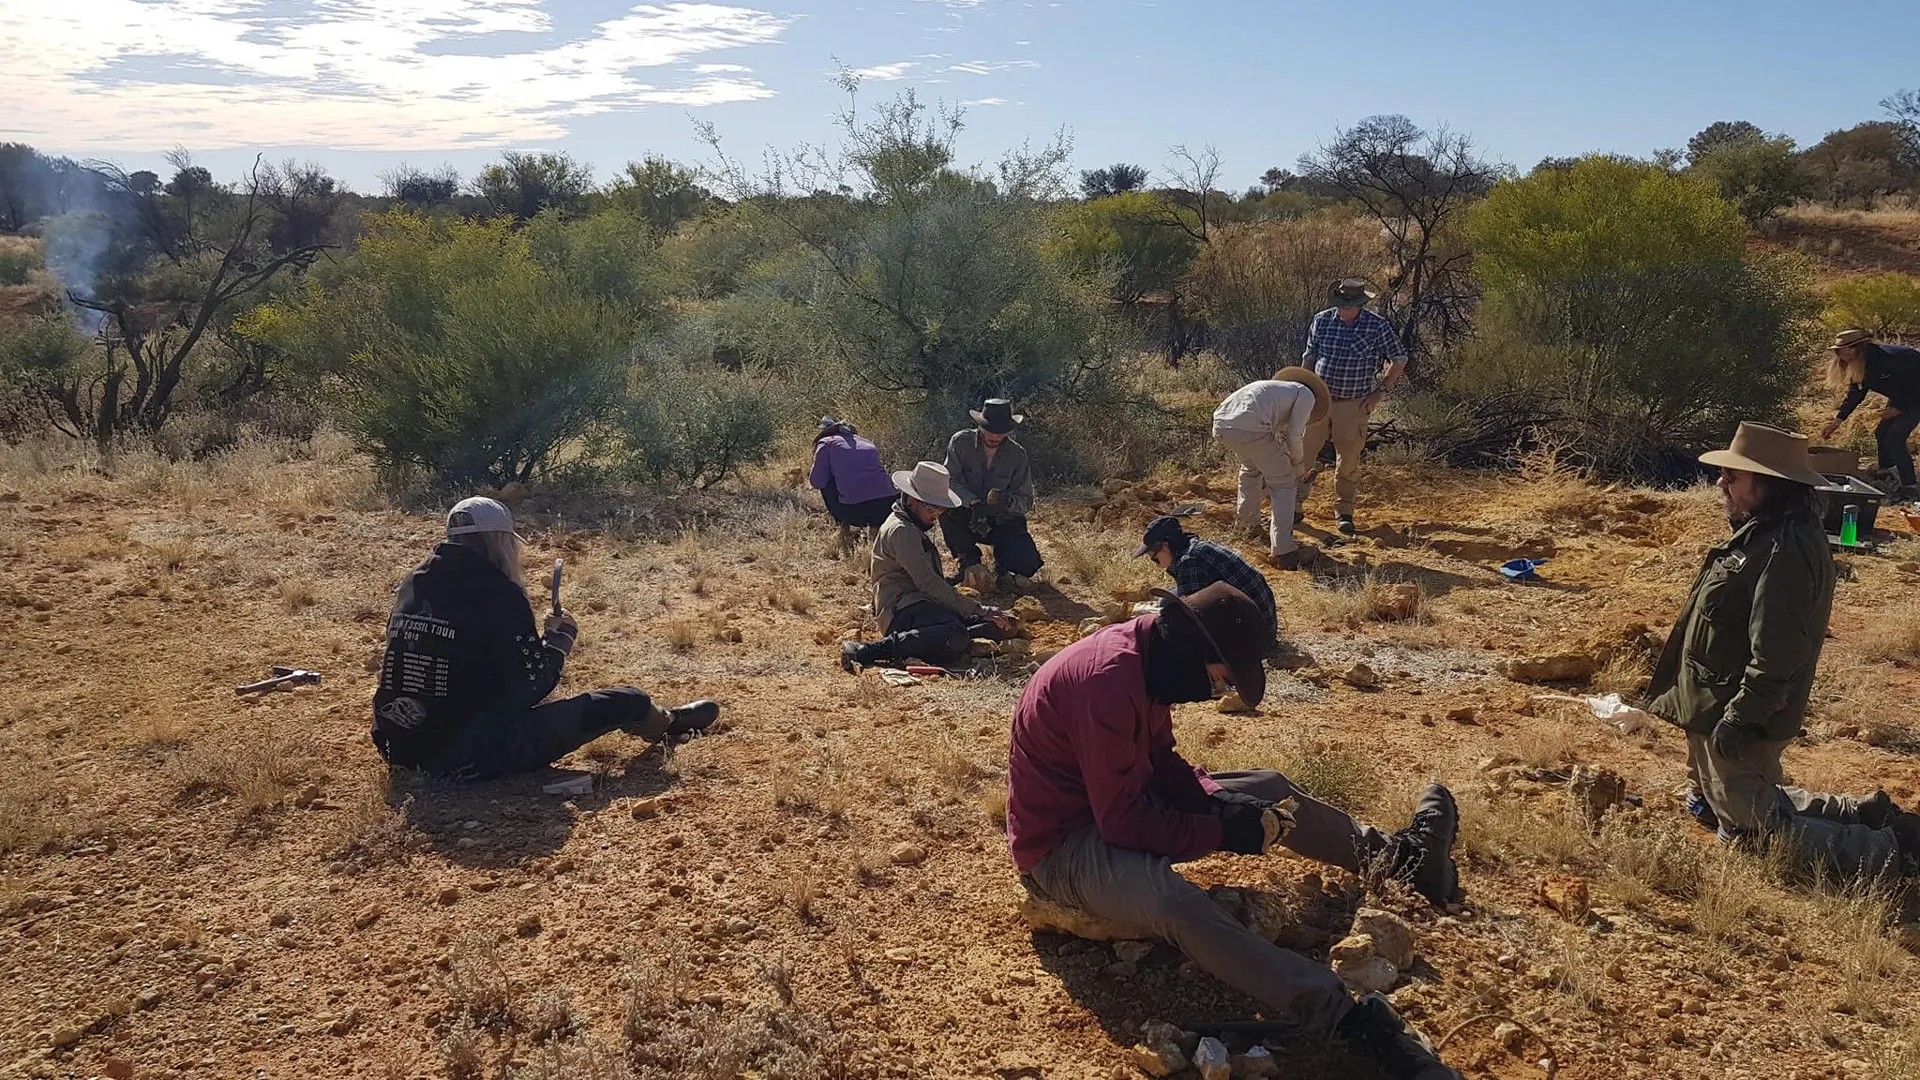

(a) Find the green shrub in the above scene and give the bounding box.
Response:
[0,246,39,286]
[1186,213,1381,384]
[1825,272,1920,336]
[1688,135,1811,224]
[614,364,777,489]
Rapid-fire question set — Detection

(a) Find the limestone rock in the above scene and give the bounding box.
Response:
[1352,908,1416,969]
[1328,934,1376,966]
[1232,1046,1279,1079]
[1334,954,1400,994]
[967,638,1000,658]
[1017,891,1139,941]
[1192,1037,1230,1080]
[1101,601,1132,623]
[1446,706,1478,724]
[1498,653,1600,684]
[1215,691,1254,714]
[997,638,1031,657]
[1109,584,1152,603]
[1139,1022,1198,1058]
[1127,1043,1184,1078]
[1376,583,1422,621]
[1494,1021,1525,1053]
[889,842,927,866]
[1342,662,1379,689]
[1540,874,1591,922]
[1113,940,1153,964]
[1078,618,1107,638]
[1011,595,1049,623]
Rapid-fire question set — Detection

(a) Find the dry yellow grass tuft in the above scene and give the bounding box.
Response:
[1860,605,1920,663]
[279,576,318,612]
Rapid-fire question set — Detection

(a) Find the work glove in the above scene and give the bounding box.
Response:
[986,488,1003,508]
[1217,802,1296,856]
[543,608,579,655]
[1708,718,1756,760]
[970,514,995,539]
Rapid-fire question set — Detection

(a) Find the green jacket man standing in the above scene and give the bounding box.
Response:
[1647,422,1916,881]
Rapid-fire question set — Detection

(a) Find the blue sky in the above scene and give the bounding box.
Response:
[4,0,1916,192]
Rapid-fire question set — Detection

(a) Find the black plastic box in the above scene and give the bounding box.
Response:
[1816,474,1885,536]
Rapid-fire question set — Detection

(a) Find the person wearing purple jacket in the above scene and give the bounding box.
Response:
[1005,581,1464,1080]
[810,417,898,554]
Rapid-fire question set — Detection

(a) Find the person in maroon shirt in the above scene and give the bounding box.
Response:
[1007,582,1463,1079]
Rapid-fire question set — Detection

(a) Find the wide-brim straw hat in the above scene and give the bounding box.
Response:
[1272,365,1331,424]
[1698,421,1827,487]
[1830,328,1873,351]
[892,461,965,508]
[1150,583,1268,708]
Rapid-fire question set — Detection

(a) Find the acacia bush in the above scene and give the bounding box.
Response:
[612,362,777,489]
[1824,272,1920,337]
[1430,155,1820,479]
[241,212,643,485]
[1186,213,1381,384]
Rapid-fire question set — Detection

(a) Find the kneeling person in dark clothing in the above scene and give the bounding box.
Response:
[1135,515,1277,648]
[841,462,1012,672]
[372,497,719,781]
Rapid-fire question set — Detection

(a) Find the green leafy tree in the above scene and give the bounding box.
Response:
[1468,155,1746,288]
[1685,120,1764,165]
[473,151,594,222]
[1078,163,1148,200]
[1451,155,1816,478]
[1802,122,1914,207]
[1689,135,1810,223]
[1187,213,1382,383]
[1824,272,1920,336]
[1049,191,1197,302]
[240,212,639,484]
[604,156,710,234]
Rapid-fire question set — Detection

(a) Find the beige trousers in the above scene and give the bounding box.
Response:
[1298,397,1369,519]
[1214,430,1298,558]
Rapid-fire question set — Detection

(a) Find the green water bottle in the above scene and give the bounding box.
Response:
[1841,504,1860,546]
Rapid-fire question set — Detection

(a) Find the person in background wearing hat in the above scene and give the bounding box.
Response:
[1135,515,1277,647]
[942,399,1044,591]
[1210,367,1331,569]
[1648,423,1920,881]
[1005,581,1465,1079]
[1300,279,1408,536]
[841,462,1015,672]
[1818,329,1920,498]
[372,497,720,782]
[809,416,897,556]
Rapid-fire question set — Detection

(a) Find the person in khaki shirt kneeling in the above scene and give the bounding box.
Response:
[840,462,1014,672]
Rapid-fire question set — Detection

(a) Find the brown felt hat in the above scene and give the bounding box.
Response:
[1272,365,1331,424]
[1698,421,1826,488]
[1150,582,1268,707]
[1830,328,1873,350]
[1330,278,1377,306]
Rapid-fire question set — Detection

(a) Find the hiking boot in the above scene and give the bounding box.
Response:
[661,700,720,743]
[1336,515,1357,537]
[840,641,865,674]
[1335,995,1462,1080]
[1381,784,1463,905]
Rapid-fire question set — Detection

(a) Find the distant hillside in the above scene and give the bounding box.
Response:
[1755,205,1920,285]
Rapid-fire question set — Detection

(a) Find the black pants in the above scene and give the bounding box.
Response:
[1876,410,1920,488]
[857,601,1004,668]
[401,687,656,782]
[823,482,895,528]
[940,507,1044,577]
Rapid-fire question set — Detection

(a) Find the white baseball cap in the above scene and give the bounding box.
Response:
[445,496,517,537]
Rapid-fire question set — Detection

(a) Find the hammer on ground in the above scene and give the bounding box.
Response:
[235,666,323,695]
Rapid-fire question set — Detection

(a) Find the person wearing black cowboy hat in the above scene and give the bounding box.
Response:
[942,398,1044,590]
[1005,581,1464,1079]
[840,462,1015,672]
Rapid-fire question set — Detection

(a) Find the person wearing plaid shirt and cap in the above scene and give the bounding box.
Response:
[1300,279,1408,535]
[1135,515,1276,648]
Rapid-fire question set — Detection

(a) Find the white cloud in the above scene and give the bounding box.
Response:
[848,61,916,81]
[959,97,1008,106]
[945,58,1039,75]
[0,1,791,152]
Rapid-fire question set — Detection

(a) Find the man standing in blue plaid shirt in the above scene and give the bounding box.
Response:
[1135,515,1277,648]
[1300,279,1408,535]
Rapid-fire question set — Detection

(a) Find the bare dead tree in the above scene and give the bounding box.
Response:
[1298,115,1507,370]
[1156,144,1225,244]
[58,156,335,451]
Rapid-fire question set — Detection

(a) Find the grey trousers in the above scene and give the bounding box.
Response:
[1215,429,1299,558]
[1686,733,1902,882]
[1025,770,1387,1040]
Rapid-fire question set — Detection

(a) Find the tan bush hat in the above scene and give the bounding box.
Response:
[1272,365,1331,423]
[1698,422,1827,487]
[1330,278,1377,306]
[891,461,965,508]
[1830,328,1873,350]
